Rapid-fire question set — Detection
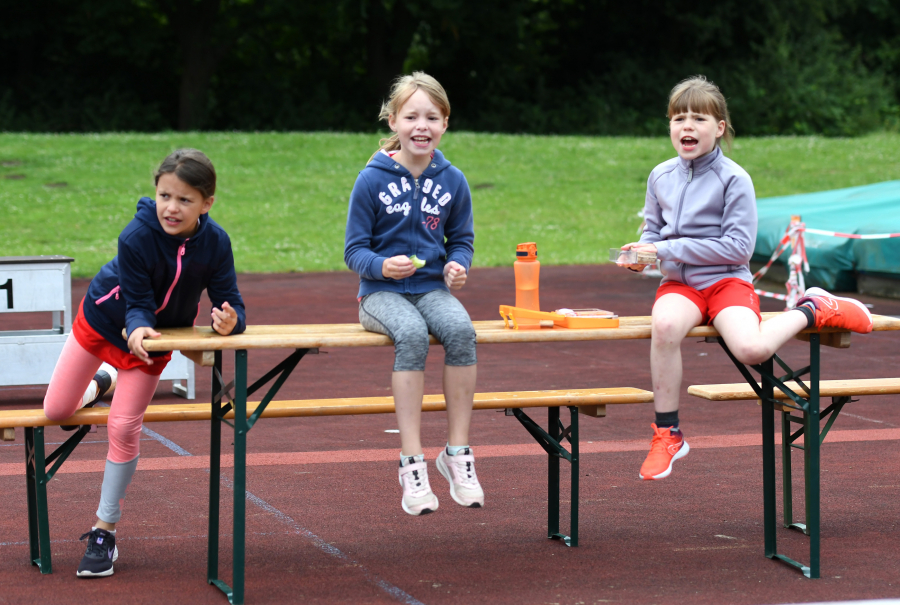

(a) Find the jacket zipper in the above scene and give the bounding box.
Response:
[676,163,693,283]
[407,178,421,294]
[95,285,120,305]
[155,239,188,315]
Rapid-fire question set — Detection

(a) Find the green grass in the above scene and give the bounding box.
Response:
[2,132,899,278]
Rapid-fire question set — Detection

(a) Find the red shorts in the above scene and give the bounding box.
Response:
[72,298,171,376]
[654,278,761,325]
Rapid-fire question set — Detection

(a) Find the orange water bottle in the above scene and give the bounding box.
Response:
[514,242,540,330]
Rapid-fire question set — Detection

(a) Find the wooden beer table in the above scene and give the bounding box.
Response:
[141,312,900,601]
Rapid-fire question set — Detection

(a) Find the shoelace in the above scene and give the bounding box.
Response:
[815,305,840,327]
[79,530,110,558]
[648,427,677,454]
[400,465,432,497]
[448,456,479,488]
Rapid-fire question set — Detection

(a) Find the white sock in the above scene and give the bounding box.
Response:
[446,444,469,456]
[91,526,116,534]
[81,381,99,407]
[400,453,424,466]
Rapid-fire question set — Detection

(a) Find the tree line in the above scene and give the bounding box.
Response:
[2,0,898,136]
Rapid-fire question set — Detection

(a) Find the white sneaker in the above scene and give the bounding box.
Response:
[63,364,118,431]
[436,448,484,508]
[398,458,439,516]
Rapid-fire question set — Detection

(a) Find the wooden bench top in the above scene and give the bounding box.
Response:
[0,387,652,429]
[141,313,900,354]
[688,378,900,401]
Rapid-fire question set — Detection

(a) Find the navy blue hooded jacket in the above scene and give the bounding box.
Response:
[344,149,475,299]
[83,197,246,356]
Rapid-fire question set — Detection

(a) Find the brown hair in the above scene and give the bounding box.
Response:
[154,148,216,198]
[667,75,734,151]
[368,72,451,163]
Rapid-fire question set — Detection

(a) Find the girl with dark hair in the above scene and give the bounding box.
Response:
[43,148,246,577]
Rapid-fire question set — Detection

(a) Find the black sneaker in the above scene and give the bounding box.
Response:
[76,528,118,577]
[62,368,116,431]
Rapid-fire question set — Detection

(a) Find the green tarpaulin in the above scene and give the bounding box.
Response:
[753,181,900,292]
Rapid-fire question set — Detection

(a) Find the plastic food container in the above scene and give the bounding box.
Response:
[499,305,619,329]
[609,248,657,265]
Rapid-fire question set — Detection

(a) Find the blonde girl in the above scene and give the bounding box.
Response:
[344,72,483,515]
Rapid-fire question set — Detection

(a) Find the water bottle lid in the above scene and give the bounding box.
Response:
[516,242,538,260]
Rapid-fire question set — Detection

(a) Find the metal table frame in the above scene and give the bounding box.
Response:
[205,349,584,604]
[714,332,857,579]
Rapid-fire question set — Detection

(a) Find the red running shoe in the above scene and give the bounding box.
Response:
[639,423,689,480]
[798,287,873,334]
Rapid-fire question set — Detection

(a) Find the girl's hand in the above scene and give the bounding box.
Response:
[444,261,467,290]
[212,301,238,335]
[382,255,416,280]
[617,242,658,272]
[127,326,162,365]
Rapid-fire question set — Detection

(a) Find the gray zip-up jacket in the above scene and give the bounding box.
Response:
[639,146,756,290]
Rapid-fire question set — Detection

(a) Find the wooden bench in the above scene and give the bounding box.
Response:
[2,385,651,577]
[688,376,900,576]
[688,377,900,403]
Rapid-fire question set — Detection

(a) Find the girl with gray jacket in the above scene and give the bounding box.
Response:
[617,76,873,481]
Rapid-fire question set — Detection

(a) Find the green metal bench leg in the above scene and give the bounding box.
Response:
[805,337,821,579]
[510,407,578,545]
[232,349,248,605]
[781,410,795,530]
[760,358,777,562]
[208,351,224,593]
[207,348,306,603]
[568,406,579,547]
[25,427,52,573]
[548,407,560,540]
[207,349,248,605]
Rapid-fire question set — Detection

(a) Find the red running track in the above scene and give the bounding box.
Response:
[1,265,899,605]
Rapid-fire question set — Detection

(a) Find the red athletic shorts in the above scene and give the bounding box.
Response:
[654,278,761,325]
[72,298,171,376]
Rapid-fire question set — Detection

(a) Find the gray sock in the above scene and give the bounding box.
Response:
[96,456,139,523]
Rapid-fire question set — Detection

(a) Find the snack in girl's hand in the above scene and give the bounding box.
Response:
[409,255,426,269]
[610,248,657,266]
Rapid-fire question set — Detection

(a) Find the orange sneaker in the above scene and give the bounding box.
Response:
[639,423,689,480]
[799,287,873,334]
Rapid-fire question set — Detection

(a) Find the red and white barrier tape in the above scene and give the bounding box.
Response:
[804,228,900,240]
[752,222,897,309]
[752,220,808,309]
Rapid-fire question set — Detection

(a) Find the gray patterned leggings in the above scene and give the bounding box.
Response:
[358,289,477,371]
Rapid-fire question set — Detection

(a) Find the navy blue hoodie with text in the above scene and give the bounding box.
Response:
[344,149,475,299]
[83,197,246,356]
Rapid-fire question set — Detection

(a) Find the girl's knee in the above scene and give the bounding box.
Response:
[439,325,476,365]
[106,417,143,461]
[43,393,81,421]
[43,403,77,422]
[652,315,690,344]
[393,324,430,350]
[731,342,771,365]
[392,325,430,371]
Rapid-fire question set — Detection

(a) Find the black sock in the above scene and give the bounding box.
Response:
[655,411,679,431]
[795,302,816,329]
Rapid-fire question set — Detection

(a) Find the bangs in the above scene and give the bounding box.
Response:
[668,87,720,119]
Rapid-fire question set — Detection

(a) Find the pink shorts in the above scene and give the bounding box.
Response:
[655,278,761,325]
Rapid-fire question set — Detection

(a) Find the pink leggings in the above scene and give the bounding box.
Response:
[44,334,160,463]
